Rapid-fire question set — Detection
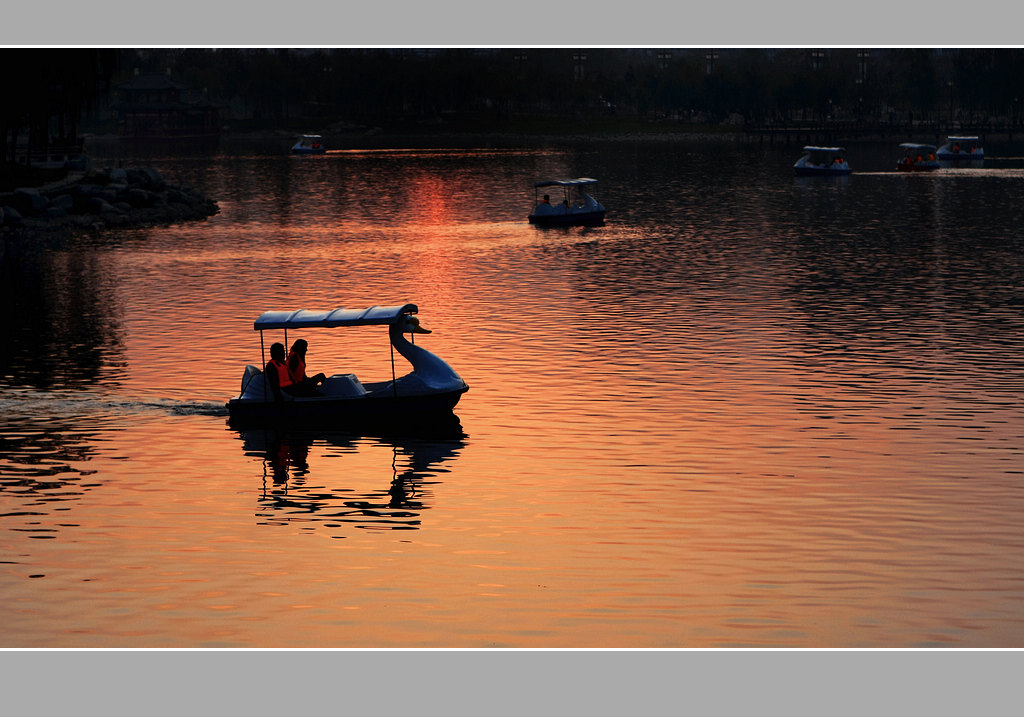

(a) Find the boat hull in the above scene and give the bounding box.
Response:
[226,387,468,430]
[937,153,983,161]
[794,167,852,176]
[528,210,606,227]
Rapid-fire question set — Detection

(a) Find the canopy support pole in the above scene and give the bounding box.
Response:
[390,342,398,398]
[259,330,267,402]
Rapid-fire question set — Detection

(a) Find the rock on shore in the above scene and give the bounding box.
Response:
[0,166,219,235]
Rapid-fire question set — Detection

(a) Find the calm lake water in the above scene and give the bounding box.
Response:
[3,135,1024,647]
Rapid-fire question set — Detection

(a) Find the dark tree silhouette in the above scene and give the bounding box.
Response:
[2,48,115,165]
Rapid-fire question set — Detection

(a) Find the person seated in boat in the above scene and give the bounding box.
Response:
[264,342,294,401]
[286,339,327,397]
[533,194,556,216]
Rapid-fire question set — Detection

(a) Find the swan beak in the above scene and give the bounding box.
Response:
[409,316,432,334]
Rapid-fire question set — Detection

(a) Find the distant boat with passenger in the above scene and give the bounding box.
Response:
[528,178,606,227]
[896,143,940,172]
[793,146,852,176]
[291,135,326,154]
[937,136,984,161]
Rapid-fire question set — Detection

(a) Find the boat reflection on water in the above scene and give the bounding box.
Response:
[233,420,466,534]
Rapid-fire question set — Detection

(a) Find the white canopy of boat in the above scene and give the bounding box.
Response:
[254,304,417,330]
[534,178,599,188]
[946,136,979,142]
[802,146,846,153]
[900,143,937,151]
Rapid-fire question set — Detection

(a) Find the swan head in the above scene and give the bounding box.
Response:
[399,315,432,335]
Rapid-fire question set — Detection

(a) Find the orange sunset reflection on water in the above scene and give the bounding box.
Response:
[2,141,1024,647]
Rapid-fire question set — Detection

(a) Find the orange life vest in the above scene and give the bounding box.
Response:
[287,351,307,382]
[268,358,293,387]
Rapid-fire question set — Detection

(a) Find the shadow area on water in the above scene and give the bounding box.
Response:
[232,418,467,536]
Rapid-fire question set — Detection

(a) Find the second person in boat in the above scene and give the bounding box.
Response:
[287,339,327,396]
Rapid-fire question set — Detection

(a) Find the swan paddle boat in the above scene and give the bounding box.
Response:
[226,304,468,429]
[793,146,852,176]
[896,143,940,171]
[291,135,326,154]
[528,178,606,227]
[937,136,984,161]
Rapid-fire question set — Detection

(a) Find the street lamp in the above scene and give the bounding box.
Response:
[573,51,587,81]
[513,52,527,76]
[705,50,718,75]
[857,50,869,82]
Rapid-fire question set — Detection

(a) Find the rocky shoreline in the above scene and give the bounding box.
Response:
[0,165,219,238]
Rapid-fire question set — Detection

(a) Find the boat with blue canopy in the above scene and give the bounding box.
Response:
[793,146,852,176]
[528,178,606,226]
[291,135,326,154]
[897,143,940,171]
[937,136,984,161]
[226,303,468,428]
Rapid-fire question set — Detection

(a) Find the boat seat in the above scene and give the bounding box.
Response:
[321,373,368,398]
[238,365,295,401]
[240,365,263,397]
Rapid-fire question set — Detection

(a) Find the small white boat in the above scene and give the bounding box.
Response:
[897,143,940,172]
[528,178,606,227]
[937,136,984,161]
[793,146,852,176]
[291,135,326,154]
[227,304,468,429]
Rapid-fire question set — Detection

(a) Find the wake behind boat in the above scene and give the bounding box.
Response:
[528,178,606,227]
[226,304,468,429]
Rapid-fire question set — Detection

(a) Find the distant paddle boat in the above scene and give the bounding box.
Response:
[528,178,606,227]
[937,136,984,161]
[291,135,326,154]
[897,143,940,171]
[227,304,468,429]
[793,146,852,176]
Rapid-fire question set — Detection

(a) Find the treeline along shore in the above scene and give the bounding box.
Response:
[5,47,1024,248]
